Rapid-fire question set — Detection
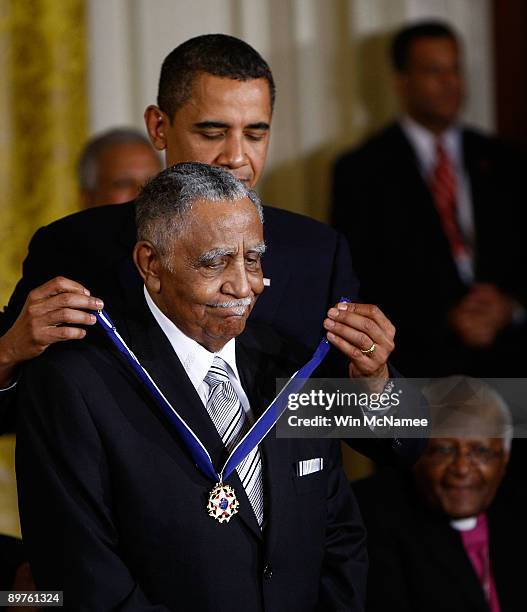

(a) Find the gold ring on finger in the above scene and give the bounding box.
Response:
[360,343,376,357]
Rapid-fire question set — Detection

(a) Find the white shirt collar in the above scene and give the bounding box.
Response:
[450,516,478,531]
[400,115,463,177]
[143,286,240,392]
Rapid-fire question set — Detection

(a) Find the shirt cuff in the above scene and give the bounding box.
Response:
[360,380,396,432]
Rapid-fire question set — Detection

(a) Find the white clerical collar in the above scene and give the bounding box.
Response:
[143,286,240,393]
[400,115,463,177]
[450,516,478,531]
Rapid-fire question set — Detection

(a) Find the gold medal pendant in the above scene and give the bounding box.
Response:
[207,482,239,523]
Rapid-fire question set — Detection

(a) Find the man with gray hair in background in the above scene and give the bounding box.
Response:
[16,162,368,611]
[354,376,524,612]
[78,127,161,208]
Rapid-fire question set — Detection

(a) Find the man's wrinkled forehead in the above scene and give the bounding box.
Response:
[174,198,265,258]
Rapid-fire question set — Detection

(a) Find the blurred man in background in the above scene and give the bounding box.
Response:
[332,21,527,377]
[354,377,523,612]
[78,127,161,208]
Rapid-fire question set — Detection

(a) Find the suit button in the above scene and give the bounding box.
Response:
[263,564,273,580]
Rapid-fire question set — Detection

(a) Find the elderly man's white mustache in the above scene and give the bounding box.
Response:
[207,297,253,315]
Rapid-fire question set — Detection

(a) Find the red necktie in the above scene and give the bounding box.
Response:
[430,141,467,261]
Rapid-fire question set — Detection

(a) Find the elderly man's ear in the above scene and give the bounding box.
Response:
[134,241,162,293]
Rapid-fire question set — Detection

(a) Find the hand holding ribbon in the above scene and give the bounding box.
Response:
[323,301,395,382]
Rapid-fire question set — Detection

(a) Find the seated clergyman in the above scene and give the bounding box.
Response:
[354,376,521,612]
[17,163,372,611]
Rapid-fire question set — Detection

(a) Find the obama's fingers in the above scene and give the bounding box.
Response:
[324,302,395,353]
[28,290,103,320]
[28,276,92,300]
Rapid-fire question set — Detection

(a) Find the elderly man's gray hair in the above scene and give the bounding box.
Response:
[78,127,155,191]
[135,162,264,258]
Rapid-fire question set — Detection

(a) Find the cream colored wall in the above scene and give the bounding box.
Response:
[87,0,494,223]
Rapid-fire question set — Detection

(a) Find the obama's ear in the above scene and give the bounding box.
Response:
[144,105,169,152]
[133,241,162,294]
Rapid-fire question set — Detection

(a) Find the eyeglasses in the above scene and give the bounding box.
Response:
[424,443,504,466]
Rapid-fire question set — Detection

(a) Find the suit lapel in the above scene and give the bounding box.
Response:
[392,125,449,226]
[416,506,487,610]
[115,296,263,540]
[119,299,226,464]
[260,424,291,557]
[462,129,491,273]
[236,334,293,553]
[391,124,464,283]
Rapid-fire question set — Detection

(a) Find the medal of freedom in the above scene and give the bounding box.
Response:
[96,308,333,527]
[207,482,239,523]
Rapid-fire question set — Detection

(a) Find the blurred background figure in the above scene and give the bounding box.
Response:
[78,127,162,208]
[332,20,527,377]
[354,376,523,612]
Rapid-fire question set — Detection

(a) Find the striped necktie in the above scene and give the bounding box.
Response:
[204,356,264,527]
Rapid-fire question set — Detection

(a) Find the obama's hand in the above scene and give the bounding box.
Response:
[324,301,395,382]
[0,277,103,387]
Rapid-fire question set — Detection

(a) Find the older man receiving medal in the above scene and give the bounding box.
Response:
[15,162,399,610]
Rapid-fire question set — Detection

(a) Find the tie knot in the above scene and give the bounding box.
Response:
[204,356,230,387]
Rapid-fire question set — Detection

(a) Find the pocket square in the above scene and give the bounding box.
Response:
[296,458,323,476]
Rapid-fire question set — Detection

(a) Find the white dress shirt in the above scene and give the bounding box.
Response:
[401,116,475,283]
[144,287,254,422]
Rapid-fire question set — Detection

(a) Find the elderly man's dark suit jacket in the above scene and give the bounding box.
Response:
[16,290,367,611]
[332,123,527,377]
[353,467,525,612]
[0,202,424,465]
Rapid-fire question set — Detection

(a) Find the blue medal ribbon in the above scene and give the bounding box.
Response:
[96,302,346,484]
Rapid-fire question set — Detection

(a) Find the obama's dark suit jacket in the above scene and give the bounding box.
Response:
[16,292,367,611]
